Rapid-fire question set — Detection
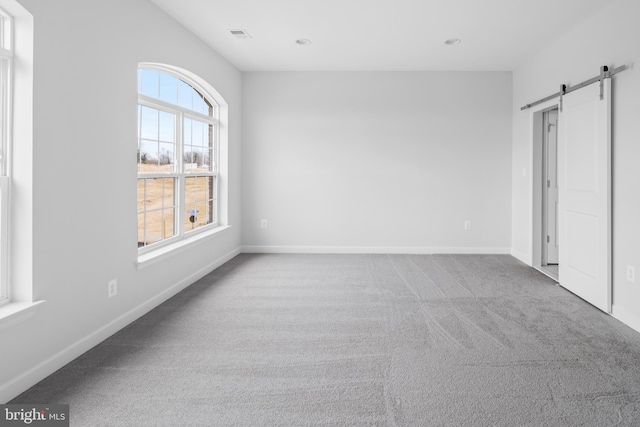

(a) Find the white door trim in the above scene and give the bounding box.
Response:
[529,98,560,273]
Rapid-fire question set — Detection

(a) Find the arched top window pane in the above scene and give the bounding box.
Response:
[138,67,214,117]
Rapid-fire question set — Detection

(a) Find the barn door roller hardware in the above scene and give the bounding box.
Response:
[520,64,628,111]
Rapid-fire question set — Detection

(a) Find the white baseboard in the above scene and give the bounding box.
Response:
[241,245,511,255]
[510,248,532,266]
[612,304,640,335]
[0,246,241,404]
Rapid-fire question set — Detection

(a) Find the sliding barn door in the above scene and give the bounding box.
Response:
[558,79,611,313]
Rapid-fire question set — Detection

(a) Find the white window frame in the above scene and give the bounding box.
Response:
[0,6,12,306]
[137,65,220,255]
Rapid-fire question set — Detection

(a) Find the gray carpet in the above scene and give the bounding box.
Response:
[11,254,640,426]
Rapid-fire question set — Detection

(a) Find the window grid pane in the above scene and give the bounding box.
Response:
[183,119,214,173]
[177,80,192,110]
[138,105,176,174]
[159,73,178,105]
[0,17,4,50]
[0,59,7,176]
[137,177,177,248]
[140,69,159,99]
[184,176,215,232]
[159,111,175,143]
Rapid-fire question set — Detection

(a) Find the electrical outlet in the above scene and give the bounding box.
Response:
[261,219,267,229]
[464,220,471,230]
[627,266,635,283]
[108,279,118,298]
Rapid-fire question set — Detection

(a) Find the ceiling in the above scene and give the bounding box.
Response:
[149,0,616,72]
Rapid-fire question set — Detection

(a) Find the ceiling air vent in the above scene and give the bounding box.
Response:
[229,29,251,39]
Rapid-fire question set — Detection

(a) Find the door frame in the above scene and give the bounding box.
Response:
[530,100,560,281]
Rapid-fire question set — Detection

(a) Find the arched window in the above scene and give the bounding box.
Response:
[137,65,221,251]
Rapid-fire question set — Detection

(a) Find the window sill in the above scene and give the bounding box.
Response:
[0,300,46,331]
[137,225,231,270]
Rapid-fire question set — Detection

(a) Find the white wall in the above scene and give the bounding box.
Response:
[242,71,512,253]
[511,0,640,329]
[0,0,242,402]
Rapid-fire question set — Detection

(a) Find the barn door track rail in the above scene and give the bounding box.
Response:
[520,64,628,111]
